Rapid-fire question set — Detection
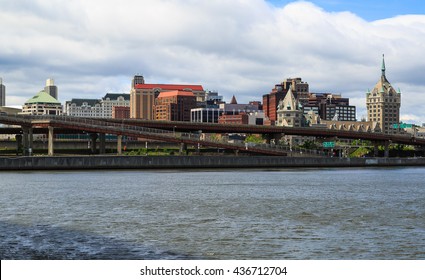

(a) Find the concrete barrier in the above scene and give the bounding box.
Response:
[0,156,425,171]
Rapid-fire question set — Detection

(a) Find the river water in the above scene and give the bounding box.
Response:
[0,167,424,260]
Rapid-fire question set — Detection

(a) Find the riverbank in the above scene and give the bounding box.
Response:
[1,155,425,170]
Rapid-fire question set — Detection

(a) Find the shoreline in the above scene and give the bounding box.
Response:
[1,155,425,171]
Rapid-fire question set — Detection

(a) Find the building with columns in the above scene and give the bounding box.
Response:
[366,55,401,134]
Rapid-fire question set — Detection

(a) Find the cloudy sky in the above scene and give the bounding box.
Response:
[1,0,424,124]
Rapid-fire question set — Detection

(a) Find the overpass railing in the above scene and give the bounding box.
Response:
[48,116,331,156]
[1,115,331,156]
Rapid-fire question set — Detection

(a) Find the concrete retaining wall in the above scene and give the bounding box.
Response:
[0,156,425,171]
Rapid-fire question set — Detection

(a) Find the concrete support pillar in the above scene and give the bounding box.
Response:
[179,142,187,155]
[15,134,22,156]
[117,135,122,155]
[48,126,54,156]
[374,143,379,157]
[22,127,29,156]
[90,133,98,154]
[29,128,33,156]
[99,133,106,154]
[384,141,390,158]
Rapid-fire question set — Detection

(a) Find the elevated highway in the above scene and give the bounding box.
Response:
[0,115,291,156]
[104,118,425,146]
[1,115,424,157]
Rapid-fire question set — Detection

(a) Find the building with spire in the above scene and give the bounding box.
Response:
[0,78,5,106]
[366,55,401,134]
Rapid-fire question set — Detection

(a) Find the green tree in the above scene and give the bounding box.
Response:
[245,134,264,144]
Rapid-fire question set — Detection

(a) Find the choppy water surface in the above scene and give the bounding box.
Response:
[1,167,424,259]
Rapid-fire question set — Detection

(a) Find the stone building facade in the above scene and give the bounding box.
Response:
[366,55,401,134]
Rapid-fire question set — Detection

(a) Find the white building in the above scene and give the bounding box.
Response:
[65,99,102,117]
[276,87,304,127]
[21,90,62,115]
[101,93,130,118]
[248,112,269,125]
[65,93,130,118]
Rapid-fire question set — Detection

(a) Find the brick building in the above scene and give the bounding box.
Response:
[263,78,309,124]
[130,75,205,119]
[218,112,249,125]
[303,93,356,121]
[154,90,196,122]
[112,106,130,119]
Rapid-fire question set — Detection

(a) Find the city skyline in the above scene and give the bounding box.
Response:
[1,0,424,124]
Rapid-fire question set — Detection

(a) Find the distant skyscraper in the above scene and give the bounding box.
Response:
[131,75,145,89]
[44,78,58,100]
[0,78,5,106]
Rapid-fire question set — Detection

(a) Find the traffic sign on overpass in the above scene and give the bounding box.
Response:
[322,141,335,148]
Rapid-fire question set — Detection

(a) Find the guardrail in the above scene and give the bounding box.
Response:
[0,115,333,156]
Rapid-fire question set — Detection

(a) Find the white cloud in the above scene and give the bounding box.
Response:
[0,0,424,124]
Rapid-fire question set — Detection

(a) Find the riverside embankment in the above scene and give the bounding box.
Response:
[1,155,425,170]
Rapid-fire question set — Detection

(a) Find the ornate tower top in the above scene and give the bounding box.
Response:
[381,54,386,77]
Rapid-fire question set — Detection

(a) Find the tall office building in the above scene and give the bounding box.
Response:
[263,78,309,124]
[0,78,5,106]
[303,93,356,121]
[132,75,145,89]
[154,90,196,121]
[130,75,205,119]
[44,78,58,100]
[366,55,401,134]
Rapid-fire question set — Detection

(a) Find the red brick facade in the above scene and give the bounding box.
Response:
[154,90,196,121]
[112,106,130,119]
[218,113,249,125]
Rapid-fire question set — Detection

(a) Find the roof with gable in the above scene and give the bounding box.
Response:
[157,90,196,98]
[135,84,204,91]
[25,90,61,105]
[277,88,302,112]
